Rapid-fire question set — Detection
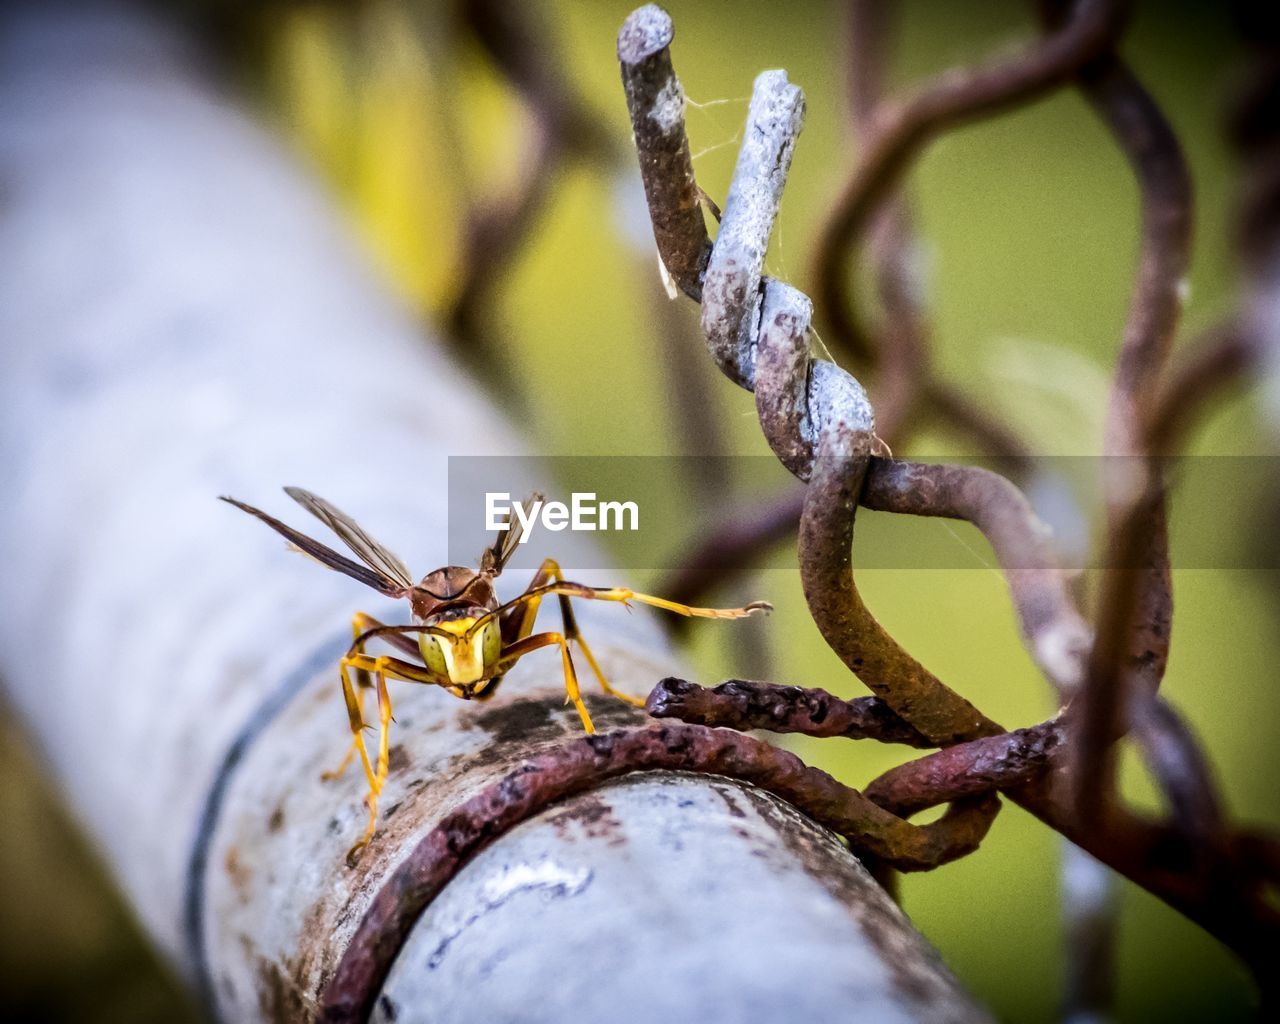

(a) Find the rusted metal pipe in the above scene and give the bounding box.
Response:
[0,3,995,1022]
[366,773,988,1024]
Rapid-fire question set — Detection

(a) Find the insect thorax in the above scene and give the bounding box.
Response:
[410,567,495,621]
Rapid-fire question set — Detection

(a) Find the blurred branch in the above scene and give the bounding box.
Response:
[814,0,1126,368]
[1062,20,1193,828]
[841,0,1039,467]
[1149,322,1253,453]
[661,485,803,610]
[442,0,619,388]
[1059,841,1119,1024]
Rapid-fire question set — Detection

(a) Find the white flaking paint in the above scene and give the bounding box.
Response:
[649,76,686,135]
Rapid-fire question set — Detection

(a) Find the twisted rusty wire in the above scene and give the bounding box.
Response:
[661,0,1116,609]
[670,0,1119,560]
[620,0,1087,858]
[619,1,1280,992]
[627,15,1092,724]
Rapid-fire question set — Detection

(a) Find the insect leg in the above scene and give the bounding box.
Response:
[323,612,416,780]
[567,629,644,707]
[497,631,593,733]
[580,586,771,619]
[349,660,395,862]
[321,733,360,782]
[334,655,379,812]
[351,612,423,659]
[338,652,448,862]
[343,651,447,685]
[499,581,770,621]
[509,560,643,707]
[502,559,556,645]
[351,613,374,691]
[374,665,394,792]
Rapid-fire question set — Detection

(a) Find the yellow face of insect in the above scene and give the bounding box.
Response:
[418,618,502,685]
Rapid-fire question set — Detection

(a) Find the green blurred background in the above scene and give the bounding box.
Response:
[1,0,1273,1020]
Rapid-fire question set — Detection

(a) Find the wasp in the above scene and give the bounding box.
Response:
[221,487,769,856]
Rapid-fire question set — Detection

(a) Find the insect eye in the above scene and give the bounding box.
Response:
[480,620,502,666]
[420,634,448,677]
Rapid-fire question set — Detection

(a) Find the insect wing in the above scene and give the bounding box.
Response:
[284,486,415,590]
[220,496,406,596]
[485,490,544,574]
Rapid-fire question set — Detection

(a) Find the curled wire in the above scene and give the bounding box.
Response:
[620,8,1091,734]
[618,0,1280,989]
[619,1,1091,860]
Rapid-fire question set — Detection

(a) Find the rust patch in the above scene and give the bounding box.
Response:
[255,954,312,1024]
[461,693,645,764]
[591,697,648,732]
[546,790,626,844]
[710,781,748,819]
[224,845,252,903]
[387,744,411,773]
[267,805,286,833]
[289,889,341,1019]
[466,697,559,747]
